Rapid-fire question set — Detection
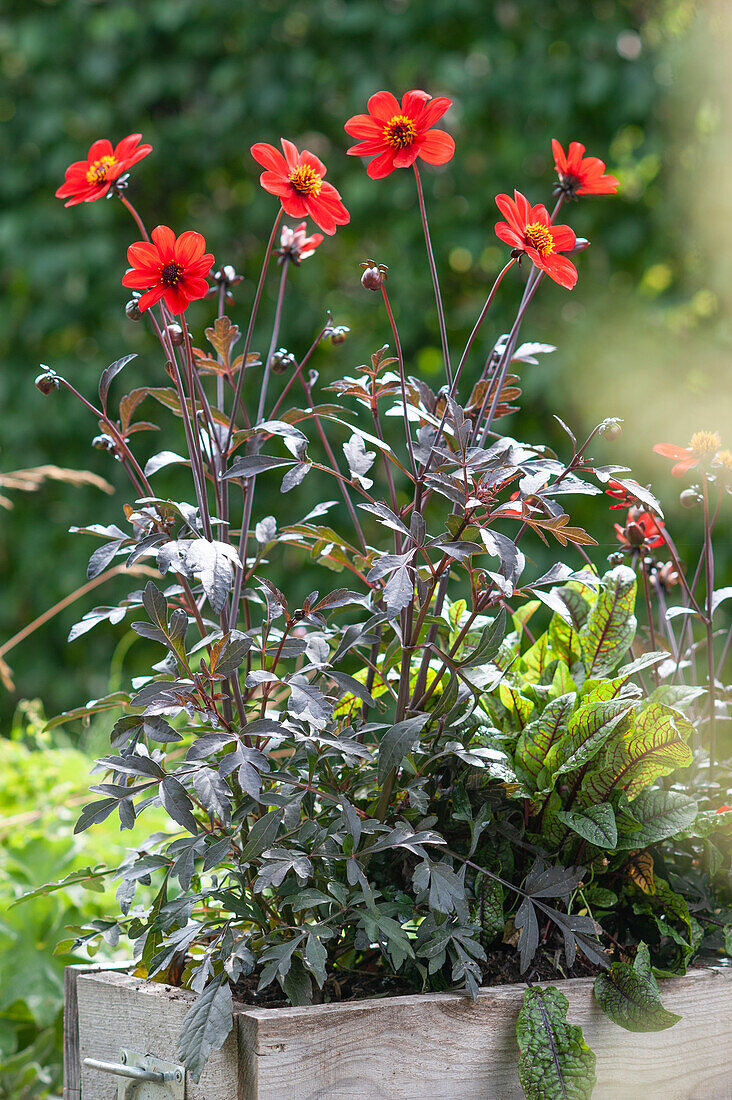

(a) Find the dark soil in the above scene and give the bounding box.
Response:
[231,946,601,1009]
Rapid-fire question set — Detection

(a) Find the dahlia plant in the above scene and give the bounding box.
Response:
[25,94,731,1093]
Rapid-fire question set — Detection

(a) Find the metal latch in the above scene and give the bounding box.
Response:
[82,1049,185,1099]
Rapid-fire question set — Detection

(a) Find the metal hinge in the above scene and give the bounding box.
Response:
[82,1049,185,1099]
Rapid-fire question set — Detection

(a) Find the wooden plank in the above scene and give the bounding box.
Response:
[63,963,128,1100]
[73,967,732,1099]
[76,971,239,1100]
[238,967,732,1100]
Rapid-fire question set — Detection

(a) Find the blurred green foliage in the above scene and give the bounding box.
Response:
[1,0,729,725]
[0,700,163,1098]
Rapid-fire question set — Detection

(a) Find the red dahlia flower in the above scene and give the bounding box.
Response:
[122,226,214,315]
[614,507,665,550]
[344,90,454,179]
[551,140,619,198]
[494,191,578,289]
[653,431,722,477]
[277,222,324,265]
[250,140,349,236]
[55,134,152,207]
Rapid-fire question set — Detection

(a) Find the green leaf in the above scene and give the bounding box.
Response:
[240,810,283,862]
[545,698,634,781]
[594,943,682,1032]
[615,789,698,849]
[557,803,617,849]
[514,693,576,789]
[377,714,429,784]
[459,608,506,667]
[177,974,233,1083]
[580,566,637,678]
[516,985,597,1099]
[476,875,504,944]
[581,704,693,804]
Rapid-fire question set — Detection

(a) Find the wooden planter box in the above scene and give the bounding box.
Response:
[65,965,732,1099]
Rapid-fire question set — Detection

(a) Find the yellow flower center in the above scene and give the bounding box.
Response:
[690,430,721,458]
[85,154,117,185]
[161,262,184,287]
[382,114,417,149]
[524,222,555,257]
[288,165,322,197]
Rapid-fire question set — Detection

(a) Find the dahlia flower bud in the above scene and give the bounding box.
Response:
[328,325,350,346]
[600,420,622,441]
[270,348,297,374]
[125,297,143,321]
[35,369,59,395]
[360,259,388,291]
[165,323,185,347]
[680,488,700,509]
[567,237,590,255]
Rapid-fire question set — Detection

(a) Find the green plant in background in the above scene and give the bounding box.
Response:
[0,700,163,1099]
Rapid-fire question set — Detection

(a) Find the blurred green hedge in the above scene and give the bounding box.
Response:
[1,0,727,726]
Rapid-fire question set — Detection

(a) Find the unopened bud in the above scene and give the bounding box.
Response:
[329,325,349,346]
[35,370,59,395]
[92,433,115,452]
[360,259,388,292]
[608,551,625,566]
[270,348,297,375]
[166,323,185,347]
[568,237,590,255]
[125,298,143,321]
[601,421,622,441]
[680,488,700,509]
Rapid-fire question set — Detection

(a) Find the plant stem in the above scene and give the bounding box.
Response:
[257,258,289,424]
[116,192,150,242]
[381,283,418,480]
[413,164,452,386]
[225,209,283,450]
[702,477,716,776]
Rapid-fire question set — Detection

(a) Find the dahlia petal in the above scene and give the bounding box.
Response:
[151,225,176,262]
[315,183,349,224]
[513,190,533,225]
[367,91,401,122]
[62,194,86,207]
[495,194,524,235]
[113,134,143,159]
[550,224,576,251]
[366,149,397,179]
[251,143,287,175]
[392,144,420,169]
[566,142,587,170]
[530,202,551,226]
[280,139,300,169]
[163,285,189,315]
[417,129,455,164]
[87,139,113,162]
[494,223,523,249]
[551,139,568,174]
[179,275,210,300]
[187,253,215,278]
[122,143,153,170]
[539,254,578,290]
[174,230,207,267]
[279,192,310,218]
[413,96,452,129]
[671,457,699,477]
[300,149,328,178]
[346,139,388,156]
[577,174,618,196]
[122,268,158,289]
[127,241,161,269]
[138,285,166,311]
[653,443,690,460]
[344,114,382,138]
[84,183,110,201]
[401,89,431,118]
[259,171,292,196]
